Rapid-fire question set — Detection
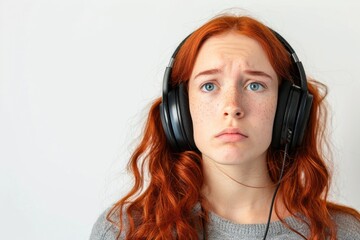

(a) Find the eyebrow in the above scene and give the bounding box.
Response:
[193,68,273,81]
[193,69,221,80]
[244,70,273,81]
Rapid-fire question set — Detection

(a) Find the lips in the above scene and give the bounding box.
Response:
[215,128,248,142]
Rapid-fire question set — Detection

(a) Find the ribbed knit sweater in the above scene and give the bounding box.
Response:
[90,207,360,239]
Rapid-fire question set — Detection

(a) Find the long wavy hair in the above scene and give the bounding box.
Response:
[107,15,360,239]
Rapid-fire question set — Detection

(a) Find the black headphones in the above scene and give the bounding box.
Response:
[159,30,313,152]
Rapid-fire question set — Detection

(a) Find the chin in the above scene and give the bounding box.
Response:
[202,147,268,166]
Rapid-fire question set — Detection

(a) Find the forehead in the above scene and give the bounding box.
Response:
[191,32,276,78]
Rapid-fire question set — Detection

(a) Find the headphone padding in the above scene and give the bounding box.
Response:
[168,89,186,150]
[292,92,313,148]
[160,99,180,151]
[272,81,292,148]
[177,83,196,150]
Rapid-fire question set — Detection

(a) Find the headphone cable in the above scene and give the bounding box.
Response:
[262,143,289,240]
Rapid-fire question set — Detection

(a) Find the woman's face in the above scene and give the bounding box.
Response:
[188,32,278,166]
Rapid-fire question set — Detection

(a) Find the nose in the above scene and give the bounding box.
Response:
[223,88,244,118]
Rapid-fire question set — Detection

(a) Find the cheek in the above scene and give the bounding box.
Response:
[263,99,277,122]
[190,98,207,128]
[189,100,203,147]
[189,97,217,139]
[254,96,278,134]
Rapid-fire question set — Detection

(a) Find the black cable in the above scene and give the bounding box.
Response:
[262,143,289,240]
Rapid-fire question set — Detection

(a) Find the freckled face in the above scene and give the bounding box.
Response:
[188,32,278,166]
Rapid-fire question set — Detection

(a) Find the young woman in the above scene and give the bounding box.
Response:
[90,14,360,240]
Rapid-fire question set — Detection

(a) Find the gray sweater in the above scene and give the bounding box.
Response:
[90,207,360,239]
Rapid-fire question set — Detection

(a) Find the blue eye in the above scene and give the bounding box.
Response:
[201,83,216,92]
[247,82,264,92]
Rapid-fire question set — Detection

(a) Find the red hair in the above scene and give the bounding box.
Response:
[107,15,360,239]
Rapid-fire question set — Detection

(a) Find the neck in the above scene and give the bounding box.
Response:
[201,155,282,224]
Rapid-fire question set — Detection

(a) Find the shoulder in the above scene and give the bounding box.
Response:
[331,211,360,239]
[89,207,122,240]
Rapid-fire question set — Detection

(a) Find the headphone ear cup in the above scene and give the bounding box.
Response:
[160,91,179,151]
[177,83,196,150]
[272,81,291,149]
[272,80,301,149]
[167,87,184,150]
[165,83,196,151]
[160,82,196,152]
[292,92,313,148]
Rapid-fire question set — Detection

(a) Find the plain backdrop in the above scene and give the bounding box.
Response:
[1,0,359,239]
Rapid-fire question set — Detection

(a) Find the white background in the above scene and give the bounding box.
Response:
[1,0,359,239]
